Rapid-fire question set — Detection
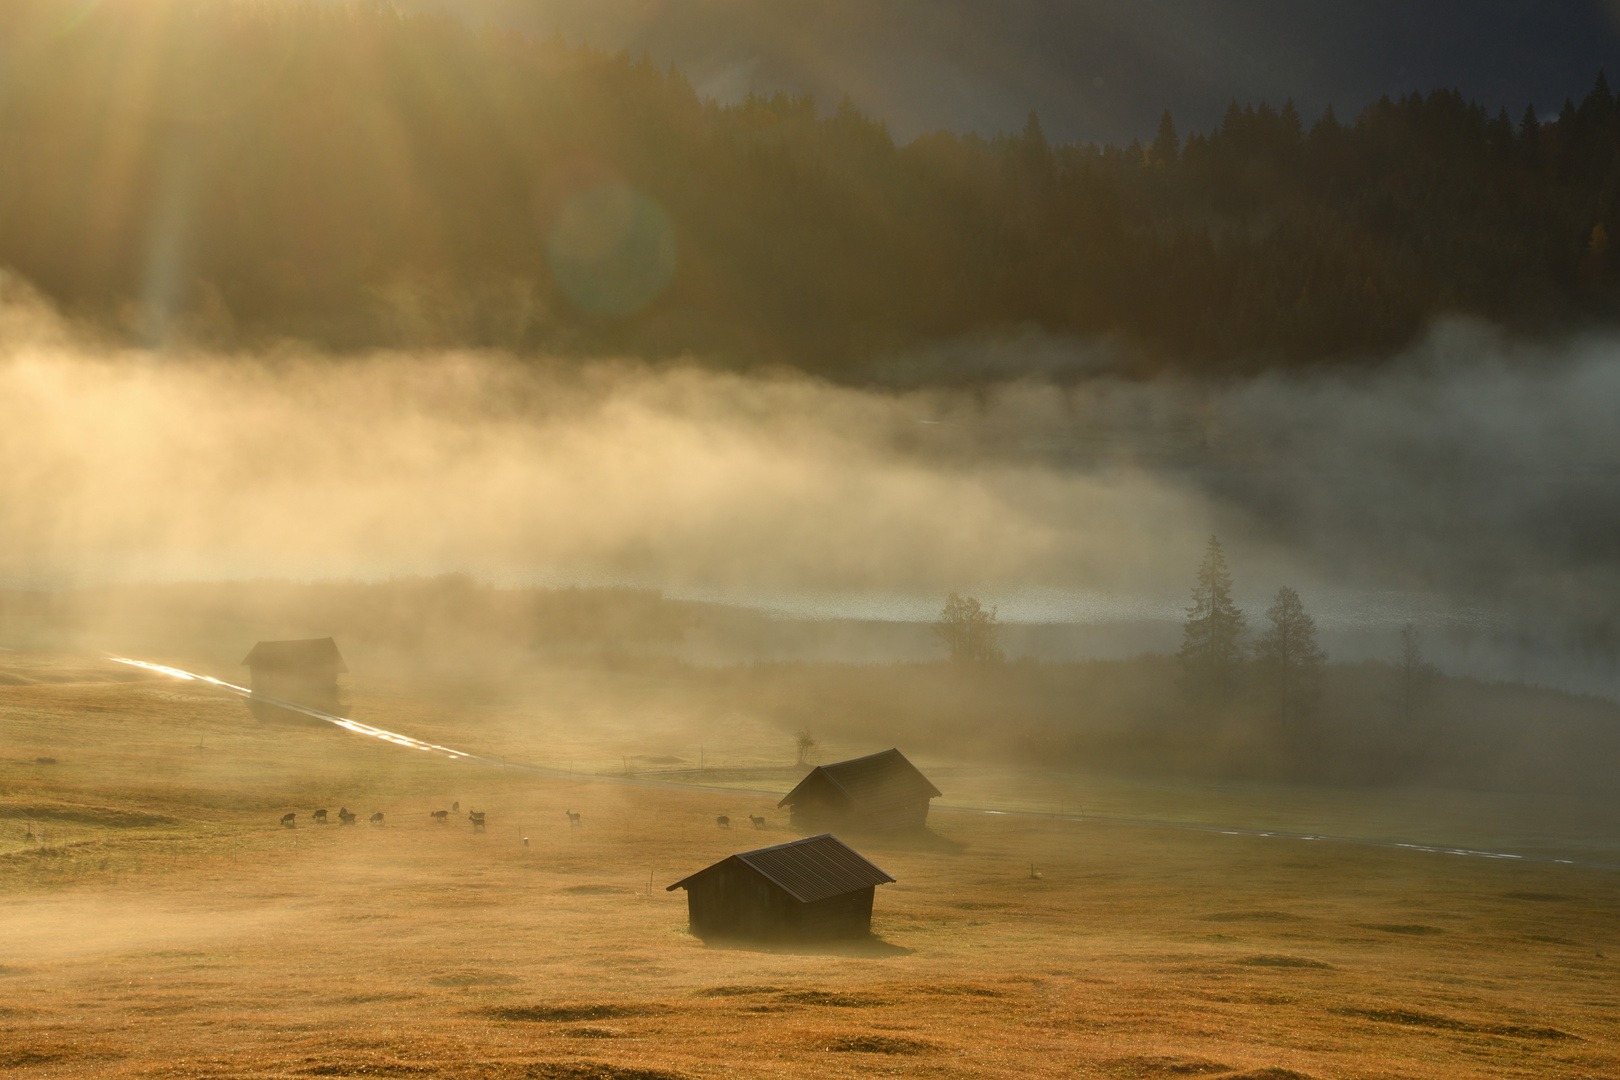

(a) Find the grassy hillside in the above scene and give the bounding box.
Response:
[1,653,1616,1080]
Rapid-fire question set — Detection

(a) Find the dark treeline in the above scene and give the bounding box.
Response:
[6,0,1620,373]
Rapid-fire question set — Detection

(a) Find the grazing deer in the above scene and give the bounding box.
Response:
[565,810,581,827]
[451,801,460,812]
[716,815,731,829]
[430,810,449,823]
[280,812,296,828]
[749,814,766,829]
[370,812,385,826]
[469,811,486,832]
[337,807,357,826]
[312,809,328,824]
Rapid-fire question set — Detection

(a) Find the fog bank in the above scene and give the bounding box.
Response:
[2,283,1618,686]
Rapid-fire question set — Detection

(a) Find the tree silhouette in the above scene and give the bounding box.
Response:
[7,0,1620,371]
[1177,537,1247,704]
[1253,585,1326,728]
[933,593,1003,664]
[1151,110,1180,165]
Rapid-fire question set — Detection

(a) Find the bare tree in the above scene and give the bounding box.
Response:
[1177,536,1247,703]
[794,729,819,766]
[1253,585,1326,728]
[933,593,1003,663]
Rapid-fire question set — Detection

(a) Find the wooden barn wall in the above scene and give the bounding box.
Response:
[685,863,792,940]
[684,864,875,940]
[787,776,852,825]
[791,887,874,939]
[790,786,931,830]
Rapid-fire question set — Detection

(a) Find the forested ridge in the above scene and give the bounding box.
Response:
[5,0,1620,374]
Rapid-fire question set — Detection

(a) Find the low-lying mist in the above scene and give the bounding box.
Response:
[3,277,1619,688]
[0,276,1208,594]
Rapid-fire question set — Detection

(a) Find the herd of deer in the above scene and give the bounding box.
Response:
[278,803,591,834]
[716,814,768,829]
[280,803,766,832]
[279,808,385,827]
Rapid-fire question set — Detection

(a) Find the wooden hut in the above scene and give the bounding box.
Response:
[240,638,346,724]
[778,748,941,831]
[666,833,894,941]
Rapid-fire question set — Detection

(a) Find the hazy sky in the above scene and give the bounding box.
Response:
[400,0,1620,142]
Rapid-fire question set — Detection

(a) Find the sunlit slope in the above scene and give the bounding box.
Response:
[5,0,1620,368]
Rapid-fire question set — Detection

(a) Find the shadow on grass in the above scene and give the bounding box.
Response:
[696,933,914,958]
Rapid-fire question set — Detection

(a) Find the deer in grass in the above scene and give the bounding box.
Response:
[749,814,766,829]
[312,809,328,824]
[280,812,296,828]
[369,812,385,826]
[716,815,731,829]
[337,807,357,826]
[430,810,449,823]
[565,810,582,827]
[469,811,486,832]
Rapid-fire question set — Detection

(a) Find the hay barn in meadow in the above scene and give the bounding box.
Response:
[779,748,941,831]
[666,833,895,941]
[241,638,346,724]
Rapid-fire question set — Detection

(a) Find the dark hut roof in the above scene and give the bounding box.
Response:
[666,834,895,904]
[240,638,348,673]
[778,748,941,809]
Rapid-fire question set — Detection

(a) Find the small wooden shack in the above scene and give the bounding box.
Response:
[666,833,895,941]
[240,638,346,724]
[778,748,941,831]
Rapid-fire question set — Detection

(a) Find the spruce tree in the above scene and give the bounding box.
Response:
[1279,99,1303,143]
[1519,104,1542,161]
[1587,70,1615,119]
[1311,103,1342,140]
[1152,110,1180,165]
[1489,107,1516,159]
[1253,586,1326,728]
[1177,536,1247,704]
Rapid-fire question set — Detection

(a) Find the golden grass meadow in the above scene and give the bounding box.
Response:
[9,5,1620,1078]
[2,650,1617,1080]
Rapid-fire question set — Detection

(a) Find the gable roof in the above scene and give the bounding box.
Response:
[240,638,348,673]
[666,833,895,904]
[778,748,941,809]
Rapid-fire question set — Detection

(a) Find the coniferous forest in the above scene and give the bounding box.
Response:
[6,0,1620,374]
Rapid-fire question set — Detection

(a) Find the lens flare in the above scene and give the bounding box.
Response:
[545,182,677,317]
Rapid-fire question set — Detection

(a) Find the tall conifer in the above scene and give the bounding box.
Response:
[1520,104,1542,155]
[1152,110,1180,165]
[1254,586,1326,728]
[1177,536,1247,704]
